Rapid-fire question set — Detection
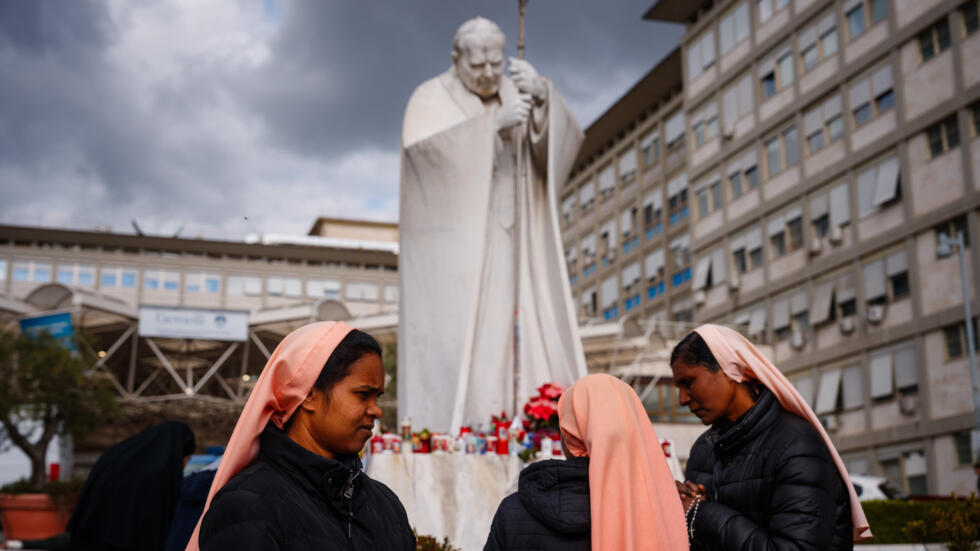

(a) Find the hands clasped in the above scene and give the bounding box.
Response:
[496,58,547,134]
[676,480,707,511]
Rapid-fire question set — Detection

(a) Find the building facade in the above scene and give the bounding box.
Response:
[561,0,980,495]
[0,221,399,402]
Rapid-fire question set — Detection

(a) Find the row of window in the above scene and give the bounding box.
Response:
[687,4,980,160]
[566,2,980,232]
[578,212,969,329]
[689,0,978,89]
[688,0,881,83]
[577,98,978,240]
[793,339,917,420]
[0,259,397,302]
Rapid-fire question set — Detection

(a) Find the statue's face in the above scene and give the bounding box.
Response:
[452,35,505,99]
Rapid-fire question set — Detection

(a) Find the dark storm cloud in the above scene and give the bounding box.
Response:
[248,1,682,161]
[0,1,681,236]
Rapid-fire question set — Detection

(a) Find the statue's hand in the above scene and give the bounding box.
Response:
[497,93,533,134]
[509,58,547,103]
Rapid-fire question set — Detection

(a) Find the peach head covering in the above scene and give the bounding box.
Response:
[693,323,872,542]
[558,373,688,551]
[185,320,355,551]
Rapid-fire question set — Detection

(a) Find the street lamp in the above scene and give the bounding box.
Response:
[937,231,980,463]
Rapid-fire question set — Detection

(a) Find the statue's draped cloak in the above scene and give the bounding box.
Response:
[399,68,587,432]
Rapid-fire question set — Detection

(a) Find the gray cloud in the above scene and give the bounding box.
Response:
[0,0,681,238]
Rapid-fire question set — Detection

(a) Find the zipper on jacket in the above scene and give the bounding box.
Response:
[343,470,361,539]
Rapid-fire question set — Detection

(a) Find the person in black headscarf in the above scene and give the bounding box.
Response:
[66,421,195,551]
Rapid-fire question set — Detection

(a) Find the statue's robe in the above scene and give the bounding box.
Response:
[398,68,587,432]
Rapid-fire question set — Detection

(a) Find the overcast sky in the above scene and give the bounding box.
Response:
[0,0,682,240]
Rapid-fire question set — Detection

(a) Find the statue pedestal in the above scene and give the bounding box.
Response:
[365,453,523,551]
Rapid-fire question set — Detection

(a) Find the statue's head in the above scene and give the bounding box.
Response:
[451,17,506,100]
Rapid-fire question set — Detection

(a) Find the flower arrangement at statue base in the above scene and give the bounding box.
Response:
[365,383,567,462]
[518,382,565,463]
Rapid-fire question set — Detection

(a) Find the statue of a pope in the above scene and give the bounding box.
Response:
[398,16,587,432]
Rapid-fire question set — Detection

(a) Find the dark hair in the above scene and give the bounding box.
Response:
[670,332,721,372]
[313,329,382,395]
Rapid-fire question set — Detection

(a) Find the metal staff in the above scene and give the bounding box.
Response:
[513,0,528,421]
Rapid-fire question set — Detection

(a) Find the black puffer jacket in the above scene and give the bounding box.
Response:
[684,388,853,550]
[199,425,415,550]
[484,456,590,551]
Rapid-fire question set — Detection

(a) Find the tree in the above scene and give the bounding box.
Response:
[0,331,117,489]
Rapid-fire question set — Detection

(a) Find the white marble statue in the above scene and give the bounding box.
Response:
[398,17,587,433]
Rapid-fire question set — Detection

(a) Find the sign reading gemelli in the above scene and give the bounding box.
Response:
[138,306,248,341]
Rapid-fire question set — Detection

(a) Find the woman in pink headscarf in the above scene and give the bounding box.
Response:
[186,321,414,550]
[484,373,688,550]
[671,324,871,550]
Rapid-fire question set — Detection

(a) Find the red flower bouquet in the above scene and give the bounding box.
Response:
[519,383,565,460]
[522,383,563,432]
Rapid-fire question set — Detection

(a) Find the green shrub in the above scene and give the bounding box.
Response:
[859,496,980,550]
[860,500,944,544]
[0,476,86,512]
[413,529,460,551]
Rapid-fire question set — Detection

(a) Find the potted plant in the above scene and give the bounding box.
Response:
[0,330,117,539]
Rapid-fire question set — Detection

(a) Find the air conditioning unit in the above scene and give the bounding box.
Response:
[820,413,840,432]
[898,395,918,416]
[790,330,806,350]
[867,304,885,325]
[839,316,856,334]
[693,290,707,306]
[729,275,741,291]
[809,237,823,255]
[829,225,844,245]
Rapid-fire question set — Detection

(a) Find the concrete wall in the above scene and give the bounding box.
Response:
[769,248,807,282]
[815,320,850,352]
[972,138,980,192]
[811,223,856,259]
[924,330,976,419]
[690,137,721,168]
[703,283,729,310]
[837,408,867,438]
[844,21,889,65]
[694,209,724,239]
[733,111,757,140]
[963,30,980,90]
[908,134,965,216]
[760,86,795,123]
[915,231,975,316]
[764,166,803,201]
[851,110,897,153]
[721,39,751,74]
[688,65,718,100]
[881,297,913,329]
[930,433,978,495]
[728,187,762,221]
[805,140,846,178]
[741,266,766,294]
[857,201,904,241]
[901,44,955,123]
[894,0,944,31]
[800,56,839,97]
[757,7,791,45]
[871,399,916,430]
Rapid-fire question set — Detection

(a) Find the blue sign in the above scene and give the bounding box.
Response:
[20,312,75,350]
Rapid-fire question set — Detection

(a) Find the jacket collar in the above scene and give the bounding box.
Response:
[518,456,591,534]
[707,387,780,456]
[257,424,364,506]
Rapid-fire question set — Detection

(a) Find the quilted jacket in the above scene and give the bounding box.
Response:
[484,456,590,550]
